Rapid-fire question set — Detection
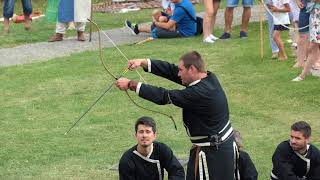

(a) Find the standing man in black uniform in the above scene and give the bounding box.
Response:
[119,116,185,180]
[116,51,236,180]
[271,121,320,180]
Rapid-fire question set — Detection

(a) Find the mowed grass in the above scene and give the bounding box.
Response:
[0,3,206,48]
[1,22,320,179]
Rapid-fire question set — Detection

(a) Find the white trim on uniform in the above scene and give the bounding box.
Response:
[294,145,311,176]
[190,120,233,142]
[189,79,201,86]
[133,144,162,180]
[270,172,279,179]
[219,120,230,134]
[136,82,142,94]
[199,151,210,180]
[147,59,151,72]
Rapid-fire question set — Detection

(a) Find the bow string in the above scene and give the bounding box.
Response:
[64,20,177,135]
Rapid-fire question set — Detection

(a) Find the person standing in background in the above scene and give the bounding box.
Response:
[48,0,91,42]
[2,0,32,33]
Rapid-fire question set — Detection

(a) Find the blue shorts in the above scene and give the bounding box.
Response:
[151,23,182,38]
[298,7,310,33]
[226,0,253,7]
[274,24,289,31]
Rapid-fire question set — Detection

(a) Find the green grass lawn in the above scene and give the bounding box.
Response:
[0,2,207,48]
[1,20,319,179]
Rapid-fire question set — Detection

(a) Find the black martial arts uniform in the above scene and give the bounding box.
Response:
[119,141,185,180]
[271,140,320,180]
[235,150,258,180]
[137,60,236,180]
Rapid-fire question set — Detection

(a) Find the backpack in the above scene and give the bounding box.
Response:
[176,5,203,35]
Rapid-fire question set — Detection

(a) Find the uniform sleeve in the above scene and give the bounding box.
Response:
[272,143,305,180]
[139,83,200,109]
[119,154,136,180]
[239,151,258,180]
[160,143,185,180]
[308,147,320,179]
[148,60,182,85]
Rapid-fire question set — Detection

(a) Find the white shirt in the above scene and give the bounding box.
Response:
[271,0,290,25]
[162,0,175,11]
[74,0,91,22]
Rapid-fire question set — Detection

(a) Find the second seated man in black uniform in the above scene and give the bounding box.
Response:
[271,121,320,180]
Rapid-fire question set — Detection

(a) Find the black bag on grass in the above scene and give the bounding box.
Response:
[176,6,203,35]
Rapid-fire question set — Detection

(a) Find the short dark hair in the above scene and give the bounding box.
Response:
[180,51,206,72]
[135,116,157,133]
[291,121,311,138]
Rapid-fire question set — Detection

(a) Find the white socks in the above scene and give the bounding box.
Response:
[209,34,219,40]
[203,34,219,43]
[203,36,215,43]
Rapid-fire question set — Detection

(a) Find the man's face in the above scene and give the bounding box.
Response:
[290,130,309,152]
[178,61,193,85]
[135,124,156,148]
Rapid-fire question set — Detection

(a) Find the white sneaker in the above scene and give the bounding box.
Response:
[291,76,304,82]
[209,34,219,41]
[203,36,215,43]
[291,42,298,48]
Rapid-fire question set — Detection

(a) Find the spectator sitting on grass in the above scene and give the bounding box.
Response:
[125,0,196,39]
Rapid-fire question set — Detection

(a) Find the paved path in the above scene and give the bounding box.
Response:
[0,5,265,67]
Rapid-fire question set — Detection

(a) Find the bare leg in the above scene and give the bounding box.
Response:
[240,7,251,32]
[273,30,287,60]
[293,33,309,67]
[3,18,10,33]
[138,24,152,33]
[314,57,320,69]
[292,22,299,45]
[299,43,320,79]
[224,7,234,33]
[211,2,220,33]
[24,14,31,30]
[203,0,220,39]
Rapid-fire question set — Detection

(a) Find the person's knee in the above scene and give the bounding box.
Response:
[243,7,251,12]
[298,33,309,44]
[307,44,316,54]
[225,7,234,14]
[205,6,215,17]
[272,32,279,40]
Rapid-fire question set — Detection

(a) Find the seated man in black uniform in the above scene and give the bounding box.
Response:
[234,130,258,180]
[271,121,320,180]
[118,116,185,180]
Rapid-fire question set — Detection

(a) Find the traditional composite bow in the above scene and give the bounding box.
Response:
[64,20,177,135]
